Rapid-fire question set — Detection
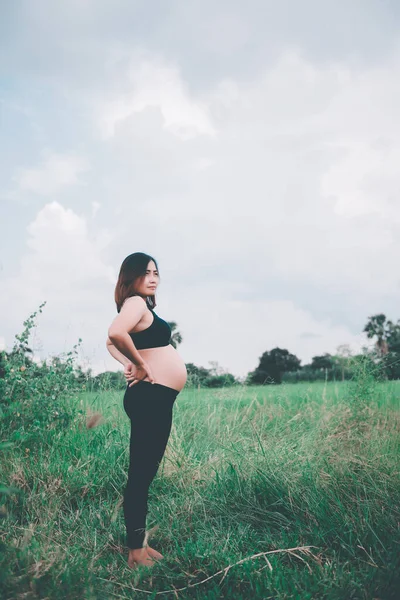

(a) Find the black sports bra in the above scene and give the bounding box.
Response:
[129,309,172,350]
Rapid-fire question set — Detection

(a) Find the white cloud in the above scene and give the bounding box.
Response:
[55,46,399,377]
[93,48,400,302]
[0,202,116,368]
[91,201,101,218]
[168,48,400,297]
[97,53,216,140]
[3,30,400,377]
[157,281,372,378]
[321,139,400,220]
[14,153,89,195]
[24,202,115,284]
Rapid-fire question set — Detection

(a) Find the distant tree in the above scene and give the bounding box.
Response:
[0,350,7,378]
[310,353,334,371]
[363,314,400,380]
[386,322,400,353]
[248,347,301,385]
[204,373,238,388]
[185,362,211,386]
[332,344,353,381]
[363,314,391,357]
[91,370,126,390]
[208,360,225,376]
[167,321,182,349]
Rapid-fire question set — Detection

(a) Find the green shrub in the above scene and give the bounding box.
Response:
[0,302,83,451]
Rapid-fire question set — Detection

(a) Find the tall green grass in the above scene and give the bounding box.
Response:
[1,370,399,599]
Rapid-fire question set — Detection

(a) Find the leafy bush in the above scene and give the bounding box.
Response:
[0,302,83,451]
[202,373,238,387]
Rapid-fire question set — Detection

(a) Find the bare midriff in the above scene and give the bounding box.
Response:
[134,345,187,392]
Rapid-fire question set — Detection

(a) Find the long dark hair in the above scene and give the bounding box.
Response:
[114,252,159,313]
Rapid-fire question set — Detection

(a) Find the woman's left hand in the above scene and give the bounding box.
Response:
[123,362,135,383]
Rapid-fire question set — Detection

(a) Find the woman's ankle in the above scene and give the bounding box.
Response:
[129,546,147,555]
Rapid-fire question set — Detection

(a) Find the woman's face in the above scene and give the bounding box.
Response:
[134,260,159,297]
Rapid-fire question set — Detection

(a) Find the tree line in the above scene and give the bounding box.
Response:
[1,310,399,390]
[246,313,400,385]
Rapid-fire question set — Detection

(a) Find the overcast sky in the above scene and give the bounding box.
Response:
[1,0,400,378]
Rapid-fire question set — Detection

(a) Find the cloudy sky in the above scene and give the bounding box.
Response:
[1,0,399,378]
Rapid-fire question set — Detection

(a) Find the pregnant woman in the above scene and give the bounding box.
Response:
[106,252,187,569]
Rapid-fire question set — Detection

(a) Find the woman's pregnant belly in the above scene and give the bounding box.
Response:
[134,344,187,392]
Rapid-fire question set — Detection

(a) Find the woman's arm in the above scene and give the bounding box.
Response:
[107,297,146,367]
[107,333,145,367]
[106,337,131,367]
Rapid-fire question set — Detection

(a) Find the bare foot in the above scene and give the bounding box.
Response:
[146,545,164,561]
[127,547,156,569]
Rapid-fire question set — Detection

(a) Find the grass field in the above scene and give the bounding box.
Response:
[1,378,399,599]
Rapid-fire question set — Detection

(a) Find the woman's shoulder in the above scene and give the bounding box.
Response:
[122,295,147,309]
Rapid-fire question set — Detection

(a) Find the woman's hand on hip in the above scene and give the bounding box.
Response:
[123,362,134,383]
[124,361,155,387]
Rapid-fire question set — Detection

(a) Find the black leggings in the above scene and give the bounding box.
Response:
[123,380,180,549]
